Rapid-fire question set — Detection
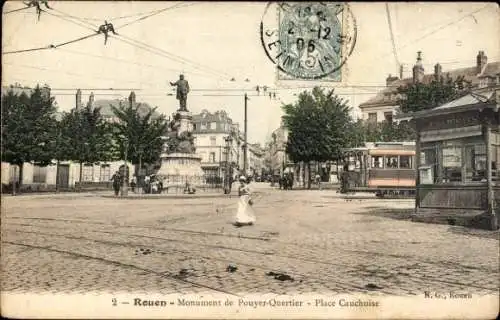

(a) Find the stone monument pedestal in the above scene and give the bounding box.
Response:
[157,152,204,177]
[156,110,204,187]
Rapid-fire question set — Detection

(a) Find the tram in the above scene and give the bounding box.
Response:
[340,142,416,198]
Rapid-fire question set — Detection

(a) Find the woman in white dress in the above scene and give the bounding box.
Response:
[234,176,256,227]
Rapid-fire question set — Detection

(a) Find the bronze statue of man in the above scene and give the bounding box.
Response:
[170,75,190,112]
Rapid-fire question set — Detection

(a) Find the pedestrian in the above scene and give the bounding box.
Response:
[130,176,137,193]
[110,171,121,197]
[315,173,322,190]
[234,176,256,227]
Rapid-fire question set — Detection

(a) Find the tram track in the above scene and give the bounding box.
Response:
[0,228,419,295]
[4,221,498,292]
[2,239,243,297]
[4,216,497,274]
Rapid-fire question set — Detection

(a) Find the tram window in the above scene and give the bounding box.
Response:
[400,155,412,169]
[385,156,399,168]
[371,156,384,168]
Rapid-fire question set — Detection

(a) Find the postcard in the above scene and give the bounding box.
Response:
[1,1,499,319]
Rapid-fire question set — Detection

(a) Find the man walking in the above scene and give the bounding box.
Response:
[110,171,121,197]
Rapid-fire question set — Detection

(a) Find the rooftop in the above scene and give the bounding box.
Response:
[91,99,162,119]
[359,52,500,109]
[396,89,499,121]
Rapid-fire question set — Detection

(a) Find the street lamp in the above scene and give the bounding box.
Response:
[121,136,129,197]
[224,135,233,194]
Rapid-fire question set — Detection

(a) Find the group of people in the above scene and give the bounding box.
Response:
[278,173,294,190]
[111,172,165,196]
[111,171,257,227]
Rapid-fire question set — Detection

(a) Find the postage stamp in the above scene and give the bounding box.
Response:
[260,2,357,81]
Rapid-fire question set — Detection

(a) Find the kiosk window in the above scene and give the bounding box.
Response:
[441,146,462,183]
[465,144,486,182]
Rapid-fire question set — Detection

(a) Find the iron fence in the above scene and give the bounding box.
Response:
[157,174,224,192]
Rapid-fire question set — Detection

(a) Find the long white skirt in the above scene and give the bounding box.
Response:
[235,194,256,224]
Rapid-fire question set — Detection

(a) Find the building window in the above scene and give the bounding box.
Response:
[210,136,216,146]
[399,155,412,169]
[384,112,393,123]
[371,156,384,168]
[32,165,47,183]
[99,164,111,182]
[385,156,399,168]
[201,122,207,130]
[193,123,197,130]
[82,164,94,182]
[210,122,217,130]
[368,113,377,124]
[209,152,216,163]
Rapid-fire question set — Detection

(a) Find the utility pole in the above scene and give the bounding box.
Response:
[55,127,61,193]
[243,93,248,175]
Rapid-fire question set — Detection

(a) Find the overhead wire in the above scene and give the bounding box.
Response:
[385,3,400,74]
[111,35,228,81]
[3,62,162,87]
[38,4,224,80]
[3,6,30,14]
[41,8,97,31]
[57,48,217,79]
[116,34,234,79]
[2,33,99,54]
[363,4,491,69]
[115,2,194,29]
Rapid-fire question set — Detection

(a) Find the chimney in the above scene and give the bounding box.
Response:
[434,63,442,80]
[412,51,425,83]
[128,91,136,107]
[476,51,487,74]
[386,74,399,86]
[75,89,82,109]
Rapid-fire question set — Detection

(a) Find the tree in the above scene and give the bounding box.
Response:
[282,87,355,188]
[351,120,416,144]
[110,102,168,176]
[1,86,58,193]
[398,74,472,113]
[59,104,114,186]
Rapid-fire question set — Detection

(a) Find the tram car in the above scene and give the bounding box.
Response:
[340,142,416,198]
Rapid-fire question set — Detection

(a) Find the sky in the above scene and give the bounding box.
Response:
[2,1,499,145]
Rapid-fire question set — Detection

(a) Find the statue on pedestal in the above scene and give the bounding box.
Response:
[170,74,190,112]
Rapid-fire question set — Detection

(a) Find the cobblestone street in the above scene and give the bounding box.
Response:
[2,183,499,297]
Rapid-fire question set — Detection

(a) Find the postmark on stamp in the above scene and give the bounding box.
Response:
[260,2,357,81]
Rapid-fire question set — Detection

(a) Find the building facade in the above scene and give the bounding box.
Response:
[1,89,138,190]
[268,124,291,176]
[191,109,241,177]
[358,51,500,123]
[247,143,265,178]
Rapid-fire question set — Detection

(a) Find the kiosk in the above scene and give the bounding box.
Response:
[399,90,499,230]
